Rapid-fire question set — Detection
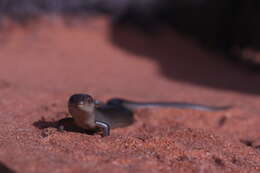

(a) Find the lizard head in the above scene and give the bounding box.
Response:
[68,94,95,112]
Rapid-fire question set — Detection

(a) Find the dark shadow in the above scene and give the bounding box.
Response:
[109,0,260,53]
[0,162,16,173]
[109,24,260,95]
[105,0,260,95]
[1,0,260,94]
[33,117,96,135]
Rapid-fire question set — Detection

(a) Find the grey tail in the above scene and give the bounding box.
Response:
[122,101,232,112]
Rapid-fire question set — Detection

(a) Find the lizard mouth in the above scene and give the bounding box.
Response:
[77,104,86,107]
[68,103,84,108]
[76,103,93,108]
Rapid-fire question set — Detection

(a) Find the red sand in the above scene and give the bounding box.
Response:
[0,17,259,173]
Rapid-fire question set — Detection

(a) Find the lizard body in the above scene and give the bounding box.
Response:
[68,94,231,137]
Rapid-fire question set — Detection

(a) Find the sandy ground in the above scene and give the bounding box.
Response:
[0,17,259,173]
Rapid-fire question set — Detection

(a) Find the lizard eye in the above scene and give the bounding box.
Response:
[68,94,94,105]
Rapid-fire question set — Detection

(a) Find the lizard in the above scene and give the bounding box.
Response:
[68,93,231,137]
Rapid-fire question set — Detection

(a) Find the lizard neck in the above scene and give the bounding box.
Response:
[69,106,96,129]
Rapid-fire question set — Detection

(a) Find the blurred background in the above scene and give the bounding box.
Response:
[0,0,260,95]
[0,0,260,93]
[0,1,260,173]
